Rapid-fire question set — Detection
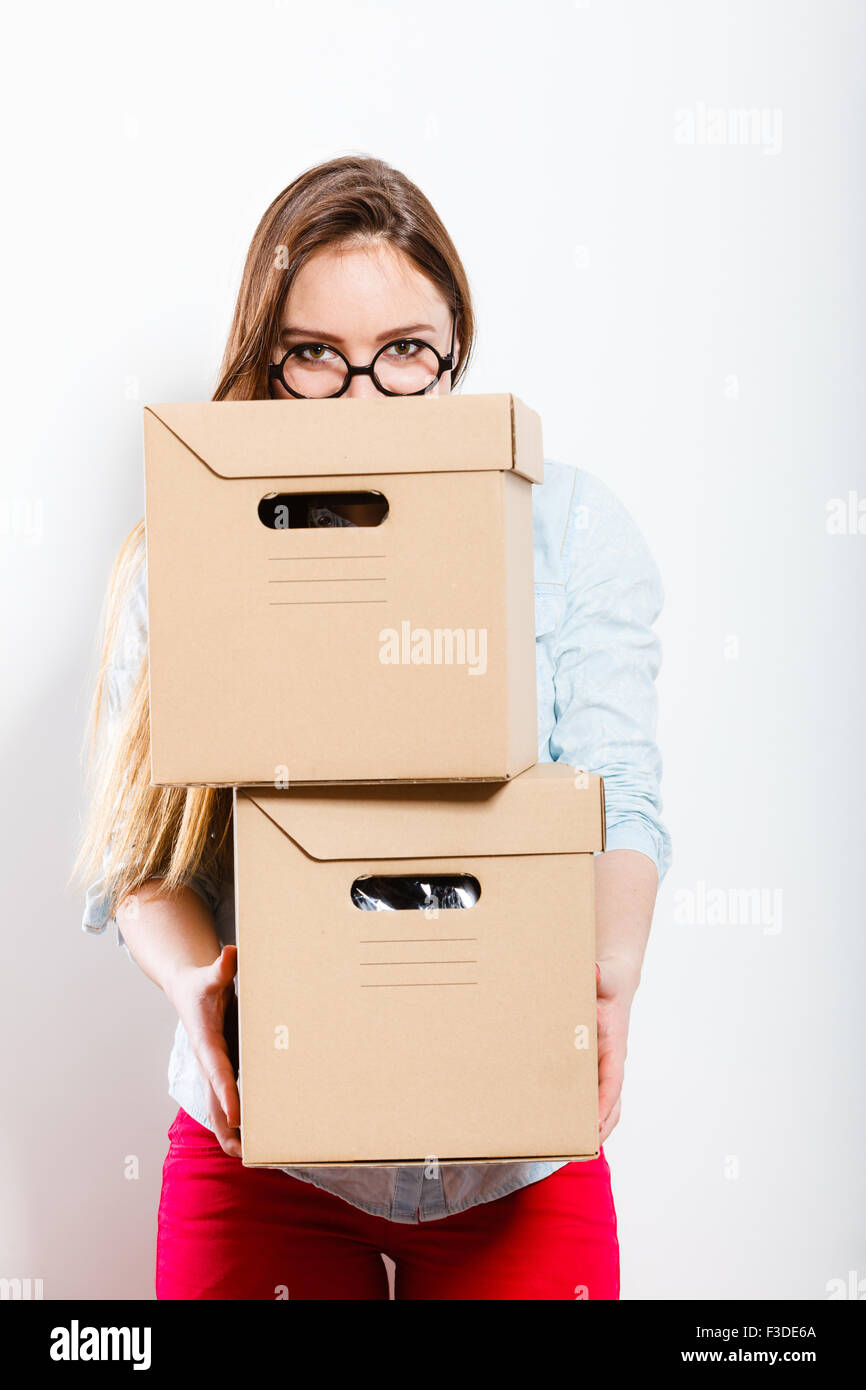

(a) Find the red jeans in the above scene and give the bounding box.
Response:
[156,1107,620,1300]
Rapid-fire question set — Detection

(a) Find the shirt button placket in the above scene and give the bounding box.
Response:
[389,1164,426,1223]
[417,1159,449,1221]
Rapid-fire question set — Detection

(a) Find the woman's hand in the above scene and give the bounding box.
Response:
[595,955,640,1145]
[166,944,241,1157]
[591,848,658,1146]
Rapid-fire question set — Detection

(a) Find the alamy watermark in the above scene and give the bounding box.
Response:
[378,621,488,676]
[673,880,783,935]
[0,497,43,544]
[674,103,783,156]
[49,1321,151,1370]
[1,1276,43,1299]
[825,1269,866,1299]
[826,491,866,535]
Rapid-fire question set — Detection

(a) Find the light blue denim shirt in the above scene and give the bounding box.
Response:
[82,460,671,1223]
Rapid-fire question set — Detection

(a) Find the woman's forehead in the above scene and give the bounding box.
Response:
[281,240,449,341]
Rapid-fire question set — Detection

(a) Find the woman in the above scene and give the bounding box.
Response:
[75,155,671,1301]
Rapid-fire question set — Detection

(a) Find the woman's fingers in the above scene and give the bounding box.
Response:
[599,1093,621,1145]
[196,1027,241,1130]
[174,950,241,1131]
[597,1031,625,1132]
[596,969,628,1137]
[170,950,242,1153]
[205,1078,242,1158]
[204,943,238,990]
[593,952,641,1144]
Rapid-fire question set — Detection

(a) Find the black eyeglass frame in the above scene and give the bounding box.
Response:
[267,312,458,399]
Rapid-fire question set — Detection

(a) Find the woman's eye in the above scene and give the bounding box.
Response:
[387,340,418,358]
[300,344,333,362]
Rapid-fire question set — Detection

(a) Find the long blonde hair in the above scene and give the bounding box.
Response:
[72,154,476,919]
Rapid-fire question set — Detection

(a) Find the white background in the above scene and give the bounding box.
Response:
[1,0,863,1300]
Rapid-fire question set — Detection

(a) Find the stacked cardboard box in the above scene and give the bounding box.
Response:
[144,394,605,1166]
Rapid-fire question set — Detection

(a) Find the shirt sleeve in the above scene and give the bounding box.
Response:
[80,553,222,957]
[548,470,672,880]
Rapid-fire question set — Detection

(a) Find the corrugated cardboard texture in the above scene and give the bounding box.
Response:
[144,395,541,786]
[234,765,602,1167]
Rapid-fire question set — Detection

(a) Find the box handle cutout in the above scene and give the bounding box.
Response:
[259,491,388,529]
[351,874,480,911]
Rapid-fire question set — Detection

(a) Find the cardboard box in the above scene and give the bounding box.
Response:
[233,762,605,1167]
[143,394,543,786]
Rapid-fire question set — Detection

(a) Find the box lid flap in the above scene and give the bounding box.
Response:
[144,394,544,483]
[238,763,605,861]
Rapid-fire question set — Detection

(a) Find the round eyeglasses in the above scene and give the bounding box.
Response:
[268,314,457,399]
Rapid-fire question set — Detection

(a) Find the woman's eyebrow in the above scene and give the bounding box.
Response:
[279,322,439,346]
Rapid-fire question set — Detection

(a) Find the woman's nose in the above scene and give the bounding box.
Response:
[343,372,380,399]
